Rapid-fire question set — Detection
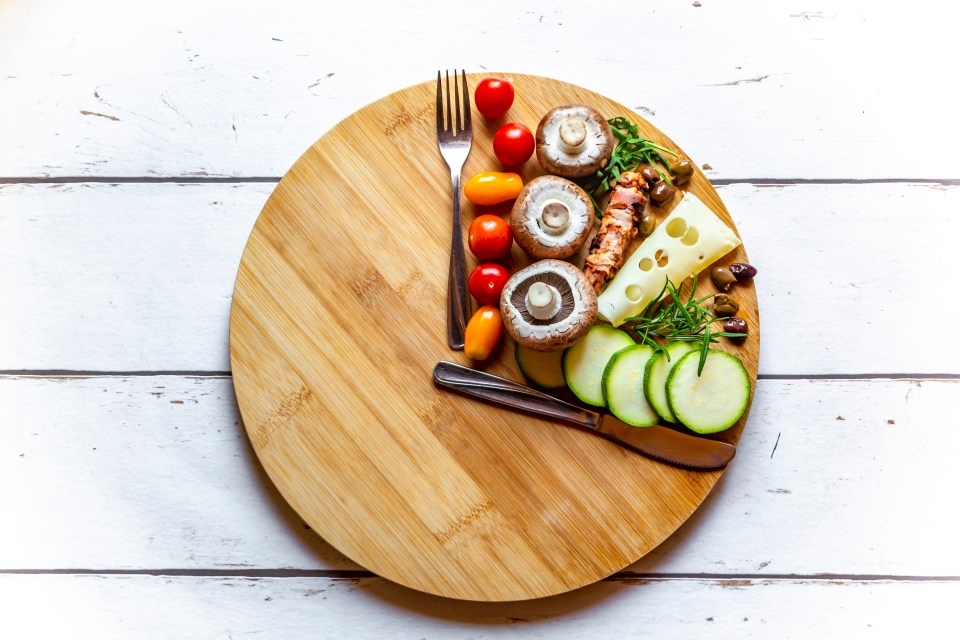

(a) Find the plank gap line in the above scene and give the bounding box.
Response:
[0,370,233,377]
[0,177,281,184]
[1,569,958,583]
[711,178,960,186]
[610,572,960,582]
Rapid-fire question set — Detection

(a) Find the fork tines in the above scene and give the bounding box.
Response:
[436,69,471,137]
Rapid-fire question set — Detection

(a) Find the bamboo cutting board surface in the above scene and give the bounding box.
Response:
[229,73,759,601]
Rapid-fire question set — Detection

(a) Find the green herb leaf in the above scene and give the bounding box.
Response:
[698,324,710,376]
[583,116,679,216]
[620,274,737,377]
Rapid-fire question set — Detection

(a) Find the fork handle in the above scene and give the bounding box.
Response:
[446,172,469,350]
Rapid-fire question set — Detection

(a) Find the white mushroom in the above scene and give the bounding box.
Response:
[535,105,614,179]
[500,260,598,352]
[510,175,593,259]
[525,282,562,320]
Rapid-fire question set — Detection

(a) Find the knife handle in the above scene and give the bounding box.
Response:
[432,361,599,428]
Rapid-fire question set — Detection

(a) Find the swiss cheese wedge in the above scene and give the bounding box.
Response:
[597,192,741,326]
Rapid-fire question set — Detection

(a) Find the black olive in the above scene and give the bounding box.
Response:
[671,159,694,185]
[723,317,748,336]
[638,164,660,184]
[650,181,675,205]
[729,263,758,281]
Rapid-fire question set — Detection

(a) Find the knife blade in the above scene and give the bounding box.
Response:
[432,360,735,470]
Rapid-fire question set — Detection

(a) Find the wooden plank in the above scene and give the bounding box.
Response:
[1,574,956,637]
[0,375,351,571]
[0,182,270,372]
[1,182,955,374]
[0,1,957,180]
[720,182,960,375]
[3,375,957,577]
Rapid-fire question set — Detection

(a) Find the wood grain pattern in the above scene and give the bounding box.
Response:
[229,74,759,601]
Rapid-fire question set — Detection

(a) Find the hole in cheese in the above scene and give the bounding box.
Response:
[625,284,644,302]
[655,249,669,268]
[665,218,688,238]
[682,226,699,246]
[639,257,654,272]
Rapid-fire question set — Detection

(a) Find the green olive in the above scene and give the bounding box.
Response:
[649,181,675,205]
[711,266,736,291]
[713,293,739,317]
[671,159,694,185]
[639,213,656,236]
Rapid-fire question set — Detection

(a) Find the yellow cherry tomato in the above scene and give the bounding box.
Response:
[464,305,503,360]
[463,172,523,206]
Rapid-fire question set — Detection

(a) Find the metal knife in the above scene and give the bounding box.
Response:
[432,361,736,470]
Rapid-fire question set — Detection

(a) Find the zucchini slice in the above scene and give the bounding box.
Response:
[602,345,659,426]
[666,349,751,434]
[562,326,634,406]
[643,342,698,423]
[515,345,566,389]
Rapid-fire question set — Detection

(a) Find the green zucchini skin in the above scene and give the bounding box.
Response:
[602,345,659,427]
[643,342,698,423]
[666,349,751,434]
[562,326,635,407]
[515,344,566,390]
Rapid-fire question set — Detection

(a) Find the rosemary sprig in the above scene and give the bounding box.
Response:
[620,274,745,375]
[582,116,679,217]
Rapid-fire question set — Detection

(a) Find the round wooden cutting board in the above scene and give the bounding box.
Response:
[229,73,759,601]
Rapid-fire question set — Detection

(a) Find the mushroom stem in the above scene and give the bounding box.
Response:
[539,199,570,235]
[525,282,562,320]
[558,117,588,153]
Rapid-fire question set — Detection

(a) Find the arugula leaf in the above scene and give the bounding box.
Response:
[582,116,679,217]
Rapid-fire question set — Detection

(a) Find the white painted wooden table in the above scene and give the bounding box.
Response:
[3,1,958,637]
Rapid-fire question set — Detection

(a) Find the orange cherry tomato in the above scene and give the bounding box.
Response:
[464,305,503,360]
[463,172,523,206]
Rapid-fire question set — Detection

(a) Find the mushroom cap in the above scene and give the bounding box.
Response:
[510,175,594,259]
[500,259,598,352]
[535,105,614,179]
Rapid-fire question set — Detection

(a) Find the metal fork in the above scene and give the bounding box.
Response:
[436,69,472,350]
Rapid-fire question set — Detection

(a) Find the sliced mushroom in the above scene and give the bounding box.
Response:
[510,176,594,259]
[500,260,597,352]
[535,105,614,179]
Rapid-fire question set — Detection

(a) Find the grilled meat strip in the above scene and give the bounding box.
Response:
[583,171,650,294]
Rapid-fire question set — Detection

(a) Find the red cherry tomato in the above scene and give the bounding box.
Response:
[493,123,535,166]
[468,263,510,306]
[468,215,513,261]
[474,77,514,119]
